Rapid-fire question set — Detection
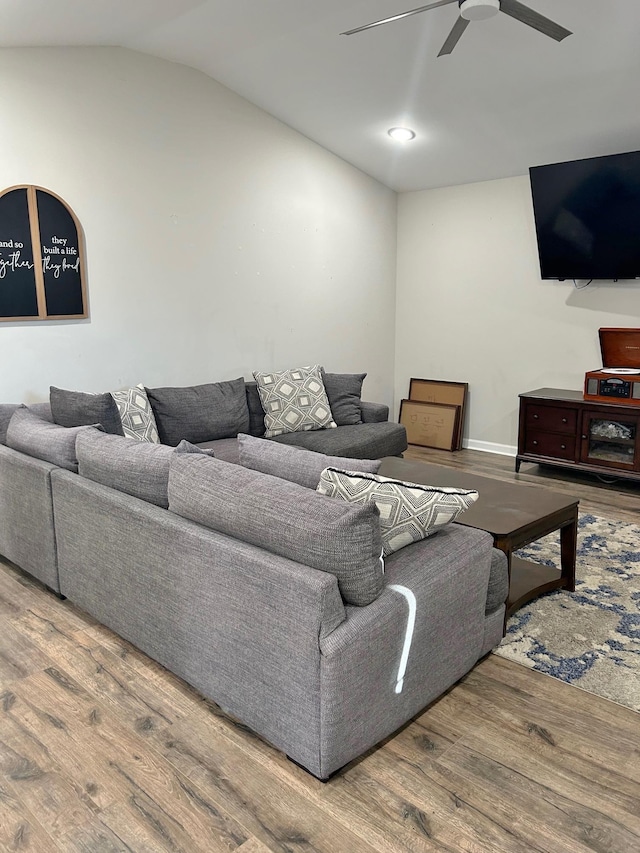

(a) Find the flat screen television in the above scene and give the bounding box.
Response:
[529,150,640,281]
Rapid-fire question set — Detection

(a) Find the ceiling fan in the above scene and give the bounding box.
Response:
[341,0,572,57]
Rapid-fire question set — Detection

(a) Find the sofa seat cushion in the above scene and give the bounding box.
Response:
[197,437,239,464]
[146,378,250,446]
[6,406,100,473]
[50,386,124,435]
[318,468,478,556]
[270,421,407,459]
[238,433,380,489]
[168,455,385,606]
[253,366,337,438]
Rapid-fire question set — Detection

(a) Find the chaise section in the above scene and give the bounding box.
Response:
[318,524,495,778]
[269,421,407,459]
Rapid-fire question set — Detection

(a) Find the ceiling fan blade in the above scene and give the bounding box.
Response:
[341,0,458,36]
[437,16,470,56]
[499,0,572,42]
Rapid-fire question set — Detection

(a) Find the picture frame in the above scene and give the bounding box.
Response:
[408,378,468,450]
[0,184,87,322]
[399,399,461,451]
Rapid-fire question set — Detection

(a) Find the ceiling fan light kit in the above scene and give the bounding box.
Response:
[342,0,572,57]
[459,0,499,21]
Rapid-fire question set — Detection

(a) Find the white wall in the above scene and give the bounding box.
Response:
[396,175,640,453]
[0,48,397,405]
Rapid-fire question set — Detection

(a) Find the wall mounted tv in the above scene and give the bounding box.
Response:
[529,149,640,281]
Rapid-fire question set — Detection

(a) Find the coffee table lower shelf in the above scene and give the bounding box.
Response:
[506,556,570,619]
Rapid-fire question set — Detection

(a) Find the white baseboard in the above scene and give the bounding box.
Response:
[463,439,517,457]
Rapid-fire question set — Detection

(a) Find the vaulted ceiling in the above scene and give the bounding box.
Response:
[2,0,639,191]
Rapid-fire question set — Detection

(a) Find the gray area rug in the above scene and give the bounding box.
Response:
[494,514,640,713]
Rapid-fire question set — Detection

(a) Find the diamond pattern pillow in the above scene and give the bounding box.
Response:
[110,384,160,443]
[317,467,478,556]
[253,365,337,438]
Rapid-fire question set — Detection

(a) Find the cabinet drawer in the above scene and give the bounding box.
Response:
[525,405,577,434]
[524,430,576,460]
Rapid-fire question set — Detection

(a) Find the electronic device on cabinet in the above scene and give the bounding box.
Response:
[584,327,640,406]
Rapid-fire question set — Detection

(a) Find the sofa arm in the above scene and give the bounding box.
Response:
[360,401,389,423]
[317,524,493,777]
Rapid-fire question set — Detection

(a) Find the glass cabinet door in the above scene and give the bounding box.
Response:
[581,412,638,469]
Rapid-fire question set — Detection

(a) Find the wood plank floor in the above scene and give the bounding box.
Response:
[0,447,639,852]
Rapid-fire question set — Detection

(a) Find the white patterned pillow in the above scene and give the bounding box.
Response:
[110,384,160,443]
[317,468,478,556]
[253,365,337,438]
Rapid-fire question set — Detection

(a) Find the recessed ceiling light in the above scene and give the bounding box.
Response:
[388,127,416,142]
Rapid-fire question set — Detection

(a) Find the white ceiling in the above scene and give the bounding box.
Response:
[2,0,639,191]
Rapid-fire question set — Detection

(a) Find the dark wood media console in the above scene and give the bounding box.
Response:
[517,387,640,482]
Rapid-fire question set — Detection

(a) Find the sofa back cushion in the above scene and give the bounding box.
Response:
[237,433,380,489]
[50,386,124,435]
[76,428,176,507]
[76,430,218,508]
[245,381,267,437]
[322,371,366,426]
[6,406,100,472]
[0,404,20,445]
[168,454,384,606]
[145,378,250,446]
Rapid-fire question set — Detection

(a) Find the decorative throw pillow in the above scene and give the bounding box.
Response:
[50,386,124,435]
[110,384,160,443]
[253,365,337,438]
[237,433,379,489]
[145,378,250,446]
[317,468,478,556]
[7,406,103,473]
[321,371,366,426]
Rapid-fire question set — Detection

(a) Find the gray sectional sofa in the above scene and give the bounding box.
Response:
[0,377,508,779]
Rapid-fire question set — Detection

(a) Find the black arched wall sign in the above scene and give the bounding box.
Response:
[0,185,87,321]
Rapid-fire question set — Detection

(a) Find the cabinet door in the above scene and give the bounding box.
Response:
[580,410,640,471]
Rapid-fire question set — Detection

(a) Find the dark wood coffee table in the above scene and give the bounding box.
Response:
[378,457,579,623]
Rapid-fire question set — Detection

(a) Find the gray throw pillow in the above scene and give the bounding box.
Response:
[168,455,385,606]
[50,386,124,435]
[145,378,250,446]
[237,433,380,489]
[175,439,215,457]
[322,371,366,426]
[6,406,102,473]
